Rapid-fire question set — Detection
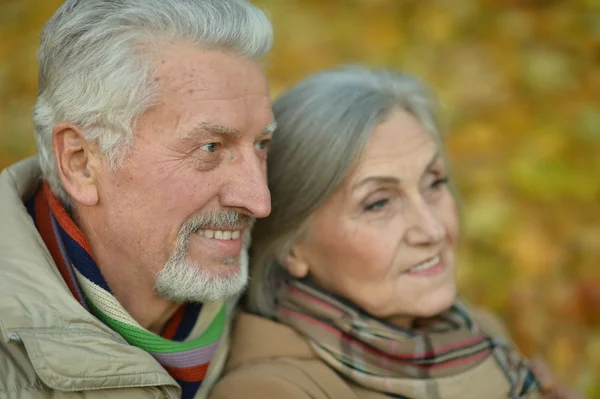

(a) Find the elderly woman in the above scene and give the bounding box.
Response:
[211,67,574,399]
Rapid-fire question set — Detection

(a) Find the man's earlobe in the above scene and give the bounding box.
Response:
[52,123,99,207]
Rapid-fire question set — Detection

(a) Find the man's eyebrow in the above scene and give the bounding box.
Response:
[182,120,277,141]
[195,122,240,137]
[261,120,277,136]
[180,123,241,142]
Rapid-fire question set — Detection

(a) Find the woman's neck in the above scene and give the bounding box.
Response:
[385,315,415,330]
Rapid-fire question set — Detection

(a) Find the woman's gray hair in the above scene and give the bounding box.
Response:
[33,0,273,208]
[247,66,447,318]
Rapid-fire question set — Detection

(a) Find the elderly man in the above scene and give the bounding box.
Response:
[0,0,274,397]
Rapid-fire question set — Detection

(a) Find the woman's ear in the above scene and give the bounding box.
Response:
[284,246,309,278]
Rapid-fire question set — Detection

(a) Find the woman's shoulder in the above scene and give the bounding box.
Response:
[210,356,358,399]
[211,312,358,399]
[470,307,514,344]
[225,311,315,369]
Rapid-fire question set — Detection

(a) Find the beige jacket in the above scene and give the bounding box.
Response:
[0,158,230,399]
[211,310,534,399]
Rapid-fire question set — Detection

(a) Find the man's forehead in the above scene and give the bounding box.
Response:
[154,45,264,83]
[145,45,273,139]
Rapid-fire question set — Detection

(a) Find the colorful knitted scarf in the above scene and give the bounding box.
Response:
[27,182,225,399]
[277,279,542,399]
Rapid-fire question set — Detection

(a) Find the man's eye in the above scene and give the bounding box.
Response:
[255,139,271,150]
[200,143,218,153]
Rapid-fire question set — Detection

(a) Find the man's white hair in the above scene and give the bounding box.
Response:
[33,0,273,208]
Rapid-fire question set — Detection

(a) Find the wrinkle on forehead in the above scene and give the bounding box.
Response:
[136,43,270,142]
[351,113,439,181]
[153,44,267,101]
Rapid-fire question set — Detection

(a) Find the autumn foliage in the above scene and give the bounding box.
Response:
[0,0,598,396]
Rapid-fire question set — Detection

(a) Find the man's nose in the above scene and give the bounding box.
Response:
[219,151,271,219]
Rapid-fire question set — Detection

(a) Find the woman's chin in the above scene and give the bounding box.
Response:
[386,283,457,320]
[413,284,458,318]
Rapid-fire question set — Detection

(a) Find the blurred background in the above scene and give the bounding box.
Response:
[1,0,599,396]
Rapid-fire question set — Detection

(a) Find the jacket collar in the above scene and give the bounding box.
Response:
[0,158,178,395]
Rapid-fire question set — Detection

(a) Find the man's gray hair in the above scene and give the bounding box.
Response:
[33,0,273,207]
[247,66,448,318]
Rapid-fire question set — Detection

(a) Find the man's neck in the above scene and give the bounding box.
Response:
[73,211,180,334]
[105,271,180,334]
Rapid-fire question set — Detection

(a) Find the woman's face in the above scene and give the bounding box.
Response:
[288,110,459,320]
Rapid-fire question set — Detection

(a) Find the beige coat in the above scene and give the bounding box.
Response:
[211,309,531,399]
[0,158,231,399]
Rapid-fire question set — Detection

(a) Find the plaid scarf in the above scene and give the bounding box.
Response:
[277,279,541,399]
[27,182,225,399]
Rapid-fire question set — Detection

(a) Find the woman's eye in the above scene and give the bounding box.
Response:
[364,199,389,212]
[430,176,449,189]
[200,143,218,153]
[255,139,271,151]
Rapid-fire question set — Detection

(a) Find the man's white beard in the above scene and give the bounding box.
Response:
[154,213,253,303]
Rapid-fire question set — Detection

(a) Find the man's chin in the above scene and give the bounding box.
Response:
[154,261,248,303]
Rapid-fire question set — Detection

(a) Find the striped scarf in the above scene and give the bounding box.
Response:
[27,182,225,399]
[277,279,541,399]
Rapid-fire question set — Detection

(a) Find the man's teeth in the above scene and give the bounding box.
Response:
[409,255,441,272]
[196,229,241,240]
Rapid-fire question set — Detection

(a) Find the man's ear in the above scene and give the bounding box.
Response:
[52,123,99,206]
[284,245,310,278]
